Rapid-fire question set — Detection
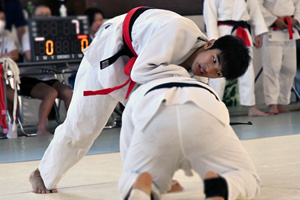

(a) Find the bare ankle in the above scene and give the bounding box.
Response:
[277,104,289,113]
[247,106,268,117]
[37,127,52,135]
[269,104,278,114]
[32,168,40,176]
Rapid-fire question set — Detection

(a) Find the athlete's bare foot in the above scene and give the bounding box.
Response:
[168,180,184,193]
[204,171,224,200]
[36,127,52,135]
[132,172,152,196]
[277,104,289,113]
[248,106,269,117]
[269,104,278,115]
[29,168,58,194]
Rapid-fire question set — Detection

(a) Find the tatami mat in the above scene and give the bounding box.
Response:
[1,134,299,199]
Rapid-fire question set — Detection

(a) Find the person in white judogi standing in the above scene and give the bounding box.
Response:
[118,76,261,200]
[29,8,251,193]
[258,0,300,114]
[204,0,269,117]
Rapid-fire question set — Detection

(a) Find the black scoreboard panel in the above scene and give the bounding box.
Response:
[28,16,89,62]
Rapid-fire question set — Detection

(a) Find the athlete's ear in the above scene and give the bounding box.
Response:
[204,39,216,50]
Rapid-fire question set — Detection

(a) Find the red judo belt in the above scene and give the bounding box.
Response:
[218,20,251,47]
[0,63,8,133]
[272,17,294,40]
[83,6,152,99]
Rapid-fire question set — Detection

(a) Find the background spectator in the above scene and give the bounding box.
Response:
[259,0,300,114]
[203,0,269,117]
[19,5,72,135]
[84,7,104,40]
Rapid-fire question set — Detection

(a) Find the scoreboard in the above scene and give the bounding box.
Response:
[28,16,89,62]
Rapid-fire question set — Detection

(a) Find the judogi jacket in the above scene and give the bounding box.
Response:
[204,0,268,46]
[258,0,300,41]
[83,9,208,104]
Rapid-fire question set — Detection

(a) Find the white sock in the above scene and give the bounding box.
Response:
[128,189,151,200]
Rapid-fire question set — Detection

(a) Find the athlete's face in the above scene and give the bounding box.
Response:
[192,40,223,78]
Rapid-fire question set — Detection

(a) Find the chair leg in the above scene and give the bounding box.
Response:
[17,117,36,137]
[104,113,117,129]
[53,99,62,124]
[255,66,263,83]
[292,85,300,101]
[16,96,37,137]
[104,104,123,129]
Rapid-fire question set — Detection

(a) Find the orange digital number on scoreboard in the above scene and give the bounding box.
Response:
[46,40,54,55]
[29,16,90,61]
[77,35,89,51]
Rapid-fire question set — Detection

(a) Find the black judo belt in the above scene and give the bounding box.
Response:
[145,82,219,101]
[145,82,252,126]
[217,20,251,35]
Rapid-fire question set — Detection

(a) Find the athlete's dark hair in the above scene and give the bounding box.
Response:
[209,35,250,81]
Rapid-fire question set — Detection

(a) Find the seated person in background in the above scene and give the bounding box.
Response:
[84,7,105,41]
[3,0,27,47]
[6,85,19,123]
[68,7,105,89]
[0,8,19,121]
[0,9,18,61]
[119,76,261,200]
[20,5,72,135]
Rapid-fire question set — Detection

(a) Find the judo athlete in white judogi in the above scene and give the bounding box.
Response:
[258,0,300,114]
[29,8,251,193]
[118,77,261,200]
[204,0,269,117]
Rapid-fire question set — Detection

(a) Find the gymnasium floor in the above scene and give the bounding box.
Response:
[0,104,300,200]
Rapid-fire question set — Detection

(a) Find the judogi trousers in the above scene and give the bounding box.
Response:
[262,34,297,105]
[118,79,261,200]
[209,47,255,106]
[38,57,119,189]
